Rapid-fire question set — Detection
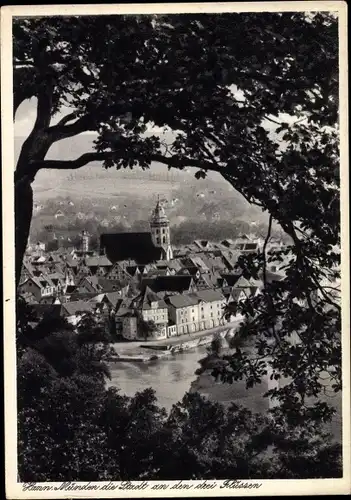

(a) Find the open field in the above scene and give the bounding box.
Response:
[35,177,182,201]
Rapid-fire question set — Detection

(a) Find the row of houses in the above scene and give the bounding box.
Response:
[118,287,229,341]
[21,234,287,341]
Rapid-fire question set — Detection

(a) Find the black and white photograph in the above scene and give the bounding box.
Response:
[2,2,350,497]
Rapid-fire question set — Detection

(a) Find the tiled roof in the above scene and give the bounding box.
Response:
[20,291,38,303]
[46,272,65,281]
[105,291,126,308]
[146,268,170,277]
[141,275,194,293]
[220,239,236,248]
[221,273,242,287]
[232,276,252,288]
[85,256,113,268]
[194,289,225,302]
[65,257,79,267]
[61,300,94,316]
[134,286,167,310]
[166,289,225,308]
[97,278,129,293]
[189,256,210,271]
[178,267,199,276]
[166,294,199,308]
[230,289,246,300]
[165,259,183,271]
[22,276,43,289]
[115,298,134,317]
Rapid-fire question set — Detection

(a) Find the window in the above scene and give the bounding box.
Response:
[156,237,160,244]
[210,305,212,309]
[201,314,204,319]
[192,316,195,322]
[192,308,194,313]
[162,236,166,243]
[211,313,213,317]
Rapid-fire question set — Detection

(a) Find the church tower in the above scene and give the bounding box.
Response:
[150,197,173,261]
[81,230,90,254]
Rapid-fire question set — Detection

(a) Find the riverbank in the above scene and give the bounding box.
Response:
[107,345,209,411]
[190,364,342,443]
[108,320,240,363]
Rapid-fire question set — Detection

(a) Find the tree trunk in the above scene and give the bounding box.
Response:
[15,129,53,289]
[15,174,34,288]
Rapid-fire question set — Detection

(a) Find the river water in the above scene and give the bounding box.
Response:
[107,346,208,411]
[106,346,342,443]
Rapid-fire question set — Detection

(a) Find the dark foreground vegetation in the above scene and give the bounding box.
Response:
[18,302,341,481]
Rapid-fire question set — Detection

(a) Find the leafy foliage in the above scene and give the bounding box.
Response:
[137,315,159,341]
[17,299,341,481]
[14,11,342,480]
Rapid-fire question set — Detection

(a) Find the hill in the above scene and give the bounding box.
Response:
[16,133,270,242]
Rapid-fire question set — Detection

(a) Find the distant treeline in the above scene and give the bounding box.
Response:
[171,220,253,245]
[31,217,288,252]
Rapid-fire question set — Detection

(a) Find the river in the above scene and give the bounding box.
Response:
[106,346,342,443]
[107,346,208,411]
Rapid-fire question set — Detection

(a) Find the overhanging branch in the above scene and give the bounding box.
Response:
[32,150,219,172]
[47,113,97,141]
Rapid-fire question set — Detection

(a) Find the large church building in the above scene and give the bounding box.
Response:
[100,198,173,264]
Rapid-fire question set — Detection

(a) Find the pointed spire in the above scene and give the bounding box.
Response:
[151,195,168,223]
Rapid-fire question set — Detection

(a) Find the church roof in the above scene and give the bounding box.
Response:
[100,232,163,264]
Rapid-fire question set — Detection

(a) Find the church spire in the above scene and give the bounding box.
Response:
[150,196,173,261]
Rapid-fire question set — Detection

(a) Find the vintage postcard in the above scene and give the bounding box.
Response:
[2,2,350,498]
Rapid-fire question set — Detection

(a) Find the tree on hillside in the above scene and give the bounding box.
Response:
[153,392,341,480]
[14,12,341,454]
[17,300,341,481]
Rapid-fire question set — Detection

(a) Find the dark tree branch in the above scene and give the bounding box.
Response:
[47,113,97,141]
[264,116,282,126]
[54,112,79,127]
[262,214,273,291]
[32,81,53,131]
[32,150,219,172]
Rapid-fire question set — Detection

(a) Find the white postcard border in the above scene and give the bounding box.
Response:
[2,2,350,498]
